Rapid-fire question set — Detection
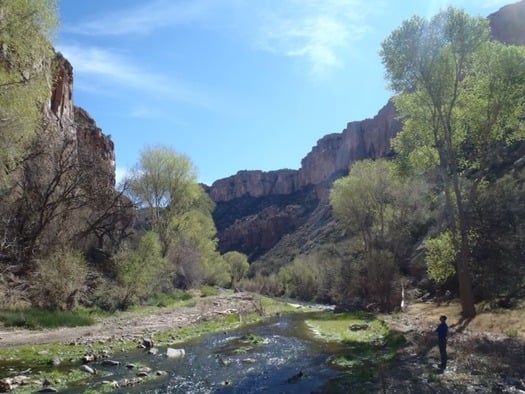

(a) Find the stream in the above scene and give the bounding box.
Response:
[68,312,363,393]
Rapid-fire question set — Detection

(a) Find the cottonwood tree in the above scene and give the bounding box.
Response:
[126,146,200,255]
[330,159,428,310]
[0,0,57,189]
[125,146,224,289]
[381,7,525,317]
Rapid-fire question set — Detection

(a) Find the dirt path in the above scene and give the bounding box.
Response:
[0,291,259,348]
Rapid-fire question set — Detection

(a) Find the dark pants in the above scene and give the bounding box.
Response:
[438,338,447,369]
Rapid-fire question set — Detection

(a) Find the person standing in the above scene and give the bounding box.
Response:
[436,315,448,369]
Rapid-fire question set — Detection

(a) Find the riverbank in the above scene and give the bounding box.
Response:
[380,300,525,393]
[0,290,266,348]
[1,293,524,393]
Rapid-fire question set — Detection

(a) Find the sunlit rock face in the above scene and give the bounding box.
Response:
[208,169,298,202]
[209,1,525,263]
[296,100,400,189]
[46,53,116,188]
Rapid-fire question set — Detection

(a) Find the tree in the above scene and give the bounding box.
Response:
[0,0,57,189]
[224,251,249,286]
[125,146,223,289]
[330,159,428,310]
[126,146,201,256]
[113,232,169,309]
[380,7,525,317]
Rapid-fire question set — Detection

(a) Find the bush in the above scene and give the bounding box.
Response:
[29,248,88,310]
[112,232,171,309]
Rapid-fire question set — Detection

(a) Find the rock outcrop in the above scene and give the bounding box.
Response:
[488,0,525,46]
[210,101,401,260]
[41,53,116,188]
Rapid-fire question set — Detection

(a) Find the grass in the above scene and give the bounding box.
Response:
[305,311,406,389]
[0,308,95,329]
[145,290,193,307]
[305,311,388,343]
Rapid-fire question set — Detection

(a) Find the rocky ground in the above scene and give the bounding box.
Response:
[0,291,260,348]
[380,302,525,393]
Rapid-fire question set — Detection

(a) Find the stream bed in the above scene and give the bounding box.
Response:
[69,312,364,393]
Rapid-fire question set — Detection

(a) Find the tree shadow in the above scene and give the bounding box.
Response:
[449,316,472,333]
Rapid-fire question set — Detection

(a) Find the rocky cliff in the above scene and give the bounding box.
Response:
[209,1,525,265]
[488,0,525,45]
[47,53,116,188]
[210,100,401,261]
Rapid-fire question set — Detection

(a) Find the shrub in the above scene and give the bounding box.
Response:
[112,232,171,309]
[29,248,88,310]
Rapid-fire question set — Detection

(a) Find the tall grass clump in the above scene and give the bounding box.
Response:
[0,308,94,329]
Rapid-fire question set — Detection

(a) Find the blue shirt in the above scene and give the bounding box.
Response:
[436,322,448,340]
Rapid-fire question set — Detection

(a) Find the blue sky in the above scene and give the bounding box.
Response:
[57,0,510,186]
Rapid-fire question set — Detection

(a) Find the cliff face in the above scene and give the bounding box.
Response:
[47,53,116,188]
[488,0,525,45]
[209,2,525,264]
[210,101,401,260]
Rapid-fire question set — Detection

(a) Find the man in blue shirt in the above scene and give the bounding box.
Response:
[436,315,448,369]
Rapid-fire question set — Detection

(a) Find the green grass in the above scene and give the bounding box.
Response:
[200,285,220,297]
[0,308,95,329]
[305,312,406,388]
[146,290,193,307]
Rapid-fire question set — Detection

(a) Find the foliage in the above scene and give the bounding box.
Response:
[125,145,199,254]
[125,146,225,291]
[29,248,88,310]
[424,231,456,283]
[0,0,58,189]
[223,251,250,286]
[112,232,170,309]
[146,289,193,307]
[238,272,283,296]
[330,159,430,310]
[278,254,321,301]
[381,6,525,317]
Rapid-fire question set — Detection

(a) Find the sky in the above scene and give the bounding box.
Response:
[57,0,512,186]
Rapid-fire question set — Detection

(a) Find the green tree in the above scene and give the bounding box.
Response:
[330,159,427,310]
[113,232,169,309]
[126,146,201,256]
[223,251,249,286]
[381,7,525,317]
[125,146,224,289]
[0,0,57,188]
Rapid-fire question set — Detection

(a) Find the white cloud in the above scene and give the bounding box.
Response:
[63,0,373,78]
[63,0,219,36]
[253,0,372,77]
[57,43,219,110]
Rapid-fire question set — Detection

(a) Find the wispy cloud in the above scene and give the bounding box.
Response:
[57,43,219,110]
[253,0,373,77]
[63,0,219,36]
[63,0,373,78]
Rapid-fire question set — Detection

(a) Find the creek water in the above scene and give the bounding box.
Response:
[69,312,362,393]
